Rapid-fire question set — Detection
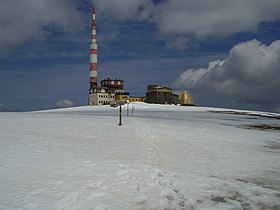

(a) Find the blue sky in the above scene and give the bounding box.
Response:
[0,0,280,112]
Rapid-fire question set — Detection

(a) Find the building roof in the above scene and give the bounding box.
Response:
[147,84,172,91]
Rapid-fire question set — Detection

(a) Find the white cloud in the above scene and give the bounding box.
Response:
[94,0,280,45]
[55,100,76,108]
[2,0,280,51]
[155,0,280,37]
[158,0,280,38]
[0,0,83,50]
[173,39,280,107]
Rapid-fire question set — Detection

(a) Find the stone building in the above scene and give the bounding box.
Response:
[145,85,174,104]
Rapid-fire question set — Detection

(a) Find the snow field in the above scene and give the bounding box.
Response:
[0,103,280,209]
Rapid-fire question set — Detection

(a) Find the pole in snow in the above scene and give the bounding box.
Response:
[113,100,126,126]
[132,104,135,115]
[127,102,129,117]
[119,105,122,126]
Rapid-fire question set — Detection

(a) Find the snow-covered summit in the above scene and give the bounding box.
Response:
[1,103,280,209]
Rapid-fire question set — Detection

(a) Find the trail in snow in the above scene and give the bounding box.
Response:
[0,104,280,209]
[131,117,159,166]
[127,109,280,210]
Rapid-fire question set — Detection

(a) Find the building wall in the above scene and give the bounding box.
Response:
[88,94,97,106]
[146,92,173,104]
[114,89,124,94]
[89,93,115,106]
[101,78,124,89]
[114,94,145,103]
[129,97,145,102]
[115,94,129,101]
[146,87,173,104]
[146,85,179,104]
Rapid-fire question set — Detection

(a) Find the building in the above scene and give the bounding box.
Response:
[115,92,145,102]
[145,84,195,105]
[89,75,126,106]
[145,85,174,104]
[115,92,129,101]
[129,96,145,102]
[100,77,124,94]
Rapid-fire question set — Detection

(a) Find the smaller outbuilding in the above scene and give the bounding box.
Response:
[178,90,195,106]
[115,92,146,103]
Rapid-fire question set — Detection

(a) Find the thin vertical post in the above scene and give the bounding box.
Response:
[127,102,129,117]
[119,105,122,126]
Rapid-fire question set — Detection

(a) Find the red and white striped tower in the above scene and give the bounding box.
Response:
[89,7,98,91]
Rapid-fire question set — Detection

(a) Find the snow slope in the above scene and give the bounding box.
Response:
[0,103,279,210]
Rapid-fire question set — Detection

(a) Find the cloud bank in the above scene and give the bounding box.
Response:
[94,0,280,37]
[55,100,76,108]
[0,0,83,50]
[173,39,280,109]
[154,0,280,37]
[1,0,280,51]
[94,0,280,49]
